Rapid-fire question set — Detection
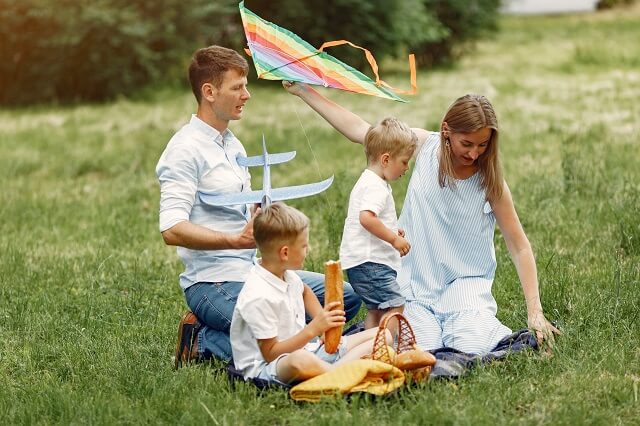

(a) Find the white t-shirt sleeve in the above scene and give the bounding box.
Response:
[358,181,389,216]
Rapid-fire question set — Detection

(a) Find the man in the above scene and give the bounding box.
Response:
[156,46,361,367]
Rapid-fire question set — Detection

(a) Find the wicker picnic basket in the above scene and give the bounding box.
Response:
[371,312,436,382]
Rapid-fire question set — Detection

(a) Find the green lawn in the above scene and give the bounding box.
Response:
[1,5,639,425]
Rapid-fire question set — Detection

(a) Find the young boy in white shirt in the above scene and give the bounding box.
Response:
[230,203,387,385]
[340,117,417,330]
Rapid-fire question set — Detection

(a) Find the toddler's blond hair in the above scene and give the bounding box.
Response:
[364,117,417,164]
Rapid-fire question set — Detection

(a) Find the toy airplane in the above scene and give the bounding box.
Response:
[198,135,334,207]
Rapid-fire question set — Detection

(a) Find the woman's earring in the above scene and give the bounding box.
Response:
[445,138,451,147]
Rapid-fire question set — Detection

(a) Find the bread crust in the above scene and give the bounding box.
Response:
[323,260,344,354]
[394,349,437,370]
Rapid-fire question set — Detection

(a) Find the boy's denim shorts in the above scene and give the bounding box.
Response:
[345,262,405,310]
[255,337,347,385]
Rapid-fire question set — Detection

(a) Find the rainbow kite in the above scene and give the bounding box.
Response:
[239,1,416,102]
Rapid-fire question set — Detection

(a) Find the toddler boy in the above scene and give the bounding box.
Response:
[340,117,417,330]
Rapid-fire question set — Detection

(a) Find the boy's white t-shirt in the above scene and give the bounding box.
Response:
[340,169,401,272]
[230,263,310,379]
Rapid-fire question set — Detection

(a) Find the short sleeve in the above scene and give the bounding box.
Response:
[240,298,280,340]
[357,181,390,216]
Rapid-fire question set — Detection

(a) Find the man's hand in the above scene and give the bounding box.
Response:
[234,207,261,249]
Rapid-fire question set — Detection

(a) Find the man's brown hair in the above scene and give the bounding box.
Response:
[188,45,249,103]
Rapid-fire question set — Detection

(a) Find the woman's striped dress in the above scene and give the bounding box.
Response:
[398,132,512,354]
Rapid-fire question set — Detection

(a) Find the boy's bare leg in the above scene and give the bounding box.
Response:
[276,349,331,383]
[382,306,405,338]
[333,328,392,365]
[364,309,385,329]
[343,327,379,351]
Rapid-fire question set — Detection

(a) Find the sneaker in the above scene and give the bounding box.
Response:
[174,311,201,369]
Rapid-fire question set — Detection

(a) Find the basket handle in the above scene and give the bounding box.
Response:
[371,313,418,364]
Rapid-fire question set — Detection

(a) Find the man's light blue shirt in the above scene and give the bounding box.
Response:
[156,115,255,289]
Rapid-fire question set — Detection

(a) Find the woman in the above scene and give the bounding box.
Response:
[283,81,560,354]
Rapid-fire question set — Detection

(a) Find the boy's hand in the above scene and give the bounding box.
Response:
[308,301,345,336]
[392,235,411,257]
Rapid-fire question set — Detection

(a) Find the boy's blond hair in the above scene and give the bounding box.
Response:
[253,202,309,255]
[364,117,417,164]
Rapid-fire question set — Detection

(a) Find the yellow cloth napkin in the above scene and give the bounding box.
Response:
[289,359,405,402]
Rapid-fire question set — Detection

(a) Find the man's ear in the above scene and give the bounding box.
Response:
[201,82,216,102]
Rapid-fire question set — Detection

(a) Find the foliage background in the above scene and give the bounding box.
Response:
[0,0,500,104]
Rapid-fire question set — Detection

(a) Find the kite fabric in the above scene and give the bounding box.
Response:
[238,1,417,102]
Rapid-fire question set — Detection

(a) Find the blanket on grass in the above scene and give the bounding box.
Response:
[226,325,539,391]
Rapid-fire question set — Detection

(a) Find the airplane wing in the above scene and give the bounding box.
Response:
[269,176,334,203]
[198,175,334,207]
[236,151,296,167]
[198,189,264,206]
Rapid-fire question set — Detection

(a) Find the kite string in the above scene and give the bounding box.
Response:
[292,103,336,219]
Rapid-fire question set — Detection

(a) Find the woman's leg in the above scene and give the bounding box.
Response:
[404,301,444,351]
[442,311,512,354]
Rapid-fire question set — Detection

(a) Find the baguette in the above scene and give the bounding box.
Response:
[393,349,437,371]
[323,260,344,354]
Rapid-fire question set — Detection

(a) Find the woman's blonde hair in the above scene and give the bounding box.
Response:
[364,117,417,164]
[253,202,309,254]
[439,94,503,202]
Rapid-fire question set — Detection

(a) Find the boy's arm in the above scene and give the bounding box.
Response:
[257,301,345,363]
[302,284,323,319]
[360,211,410,256]
[258,331,317,363]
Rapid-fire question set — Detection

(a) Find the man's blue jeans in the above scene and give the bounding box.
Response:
[183,270,362,361]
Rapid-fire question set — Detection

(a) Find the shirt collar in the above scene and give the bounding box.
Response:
[363,168,389,186]
[189,114,235,147]
[253,262,290,293]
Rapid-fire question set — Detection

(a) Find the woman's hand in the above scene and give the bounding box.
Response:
[527,310,562,347]
[282,80,308,97]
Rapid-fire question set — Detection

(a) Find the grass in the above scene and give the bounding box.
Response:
[1,5,639,425]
